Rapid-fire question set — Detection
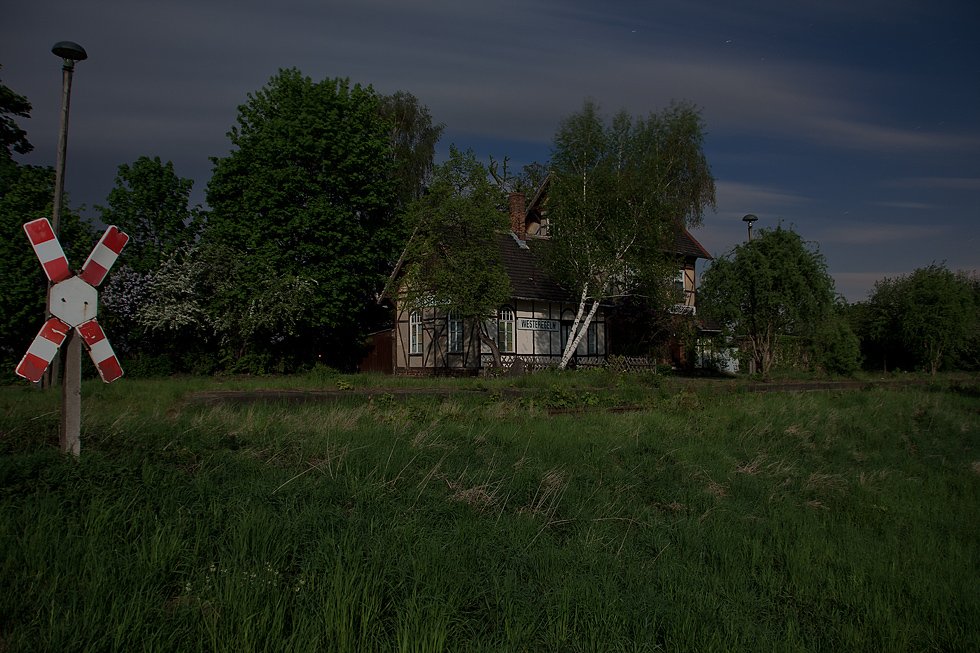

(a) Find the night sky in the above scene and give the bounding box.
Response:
[3,0,978,302]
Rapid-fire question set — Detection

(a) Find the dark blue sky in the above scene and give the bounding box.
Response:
[3,0,978,301]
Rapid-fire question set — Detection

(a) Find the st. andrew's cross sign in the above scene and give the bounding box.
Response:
[16,218,129,384]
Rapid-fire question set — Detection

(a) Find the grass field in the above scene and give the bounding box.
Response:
[1,373,978,651]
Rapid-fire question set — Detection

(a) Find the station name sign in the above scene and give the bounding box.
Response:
[517,318,559,332]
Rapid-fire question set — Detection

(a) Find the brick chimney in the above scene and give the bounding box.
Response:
[508,192,527,240]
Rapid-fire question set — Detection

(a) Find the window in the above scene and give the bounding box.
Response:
[447,312,463,353]
[575,320,600,356]
[498,307,515,353]
[409,311,423,355]
[674,269,686,294]
[560,309,574,355]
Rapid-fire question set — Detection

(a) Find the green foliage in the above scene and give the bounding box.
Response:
[402,145,510,314]
[400,145,512,362]
[377,90,445,207]
[862,263,976,375]
[137,244,316,372]
[120,352,176,379]
[93,157,207,371]
[0,74,94,379]
[205,69,400,368]
[953,272,980,370]
[95,156,204,274]
[699,225,836,377]
[546,99,716,367]
[0,165,53,376]
[0,166,91,381]
[306,362,342,386]
[0,65,33,159]
[810,309,862,376]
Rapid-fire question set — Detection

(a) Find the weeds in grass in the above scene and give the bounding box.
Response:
[1,379,978,651]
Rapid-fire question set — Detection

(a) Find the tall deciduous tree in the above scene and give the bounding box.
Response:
[377,90,444,207]
[96,156,203,274]
[205,69,400,368]
[398,146,511,367]
[698,225,836,377]
[547,100,716,368]
[864,264,975,375]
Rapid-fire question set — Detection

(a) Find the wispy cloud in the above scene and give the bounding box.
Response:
[819,223,949,245]
[869,201,945,210]
[800,117,979,152]
[896,177,980,191]
[714,181,811,214]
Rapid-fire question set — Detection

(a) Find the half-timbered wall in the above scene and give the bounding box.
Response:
[393,298,608,373]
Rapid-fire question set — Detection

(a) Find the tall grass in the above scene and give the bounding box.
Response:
[1,377,978,651]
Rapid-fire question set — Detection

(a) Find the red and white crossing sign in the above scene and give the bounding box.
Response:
[16,218,129,384]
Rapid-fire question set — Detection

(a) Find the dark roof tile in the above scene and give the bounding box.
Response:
[496,234,574,303]
[672,225,713,260]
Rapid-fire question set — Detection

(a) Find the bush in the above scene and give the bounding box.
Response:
[307,362,341,386]
[812,313,861,376]
[120,353,175,379]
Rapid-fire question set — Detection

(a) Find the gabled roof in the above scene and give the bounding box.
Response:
[380,229,573,306]
[672,226,712,260]
[496,233,574,303]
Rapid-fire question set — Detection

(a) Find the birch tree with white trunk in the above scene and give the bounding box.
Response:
[546,100,716,368]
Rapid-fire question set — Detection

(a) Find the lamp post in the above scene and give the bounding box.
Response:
[50,42,86,238]
[742,213,758,242]
[50,41,87,455]
[741,213,759,376]
[44,42,87,393]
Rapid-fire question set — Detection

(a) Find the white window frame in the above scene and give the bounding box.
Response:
[409,311,423,355]
[498,307,515,353]
[447,311,463,354]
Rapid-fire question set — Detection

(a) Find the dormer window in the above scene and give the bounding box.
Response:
[526,217,550,237]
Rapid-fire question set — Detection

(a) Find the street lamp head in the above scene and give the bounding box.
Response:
[52,41,87,65]
[742,214,758,242]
